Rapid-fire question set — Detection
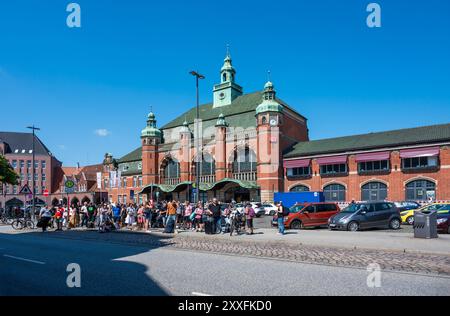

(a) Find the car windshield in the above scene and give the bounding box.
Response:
[437,205,450,214]
[340,204,365,214]
[289,204,305,213]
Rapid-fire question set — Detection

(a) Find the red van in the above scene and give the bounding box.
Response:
[272,202,341,229]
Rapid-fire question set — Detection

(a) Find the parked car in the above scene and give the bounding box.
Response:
[234,203,264,217]
[400,202,450,225]
[436,205,450,234]
[262,203,277,216]
[272,202,340,229]
[394,201,421,213]
[328,202,401,232]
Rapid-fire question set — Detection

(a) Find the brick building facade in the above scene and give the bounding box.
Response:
[283,124,450,204]
[103,52,308,204]
[0,132,62,210]
[99,53,449,205]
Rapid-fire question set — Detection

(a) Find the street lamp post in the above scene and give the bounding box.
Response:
[189,71,205,204]
[27,125,40,221]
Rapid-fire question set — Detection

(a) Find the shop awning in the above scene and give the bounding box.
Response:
[316,155,348,165]
[400,147,440,159]
[355,151,390,163]
[284,159,311,168]
[137,179,259,194]
[201,178,259,191]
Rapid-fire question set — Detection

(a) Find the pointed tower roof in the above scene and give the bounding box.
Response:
[256,73,283,115]
[215,113,229,127]
[141,109,162,138]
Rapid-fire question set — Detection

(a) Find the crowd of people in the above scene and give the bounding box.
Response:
[32,198,289,235]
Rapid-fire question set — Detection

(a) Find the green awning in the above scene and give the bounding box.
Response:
[137,178,259,194]
[202,178,259,191]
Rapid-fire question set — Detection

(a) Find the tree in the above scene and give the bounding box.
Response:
[0,155,19,185]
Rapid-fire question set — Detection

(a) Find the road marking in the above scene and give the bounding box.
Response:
[192,292,213,297]
[3,255,46,265]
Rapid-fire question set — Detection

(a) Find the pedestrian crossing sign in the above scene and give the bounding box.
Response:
[19,184,32,195]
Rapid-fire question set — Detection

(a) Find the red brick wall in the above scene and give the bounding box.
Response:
[284,146,450,201]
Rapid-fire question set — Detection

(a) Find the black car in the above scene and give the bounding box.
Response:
[328,202,402,232]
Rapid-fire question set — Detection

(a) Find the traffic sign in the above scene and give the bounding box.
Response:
[43,189,49,197]
[65,179,76,194]
[19,184,32,195]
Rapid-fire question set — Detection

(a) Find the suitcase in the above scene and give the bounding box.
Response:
[204,219,214,235]
[164,218,175,233]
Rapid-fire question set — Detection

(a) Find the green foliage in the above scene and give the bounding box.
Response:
[0,155,19,185]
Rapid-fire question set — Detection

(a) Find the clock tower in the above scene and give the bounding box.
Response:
[213,47,243,108]
[256,79,284,202]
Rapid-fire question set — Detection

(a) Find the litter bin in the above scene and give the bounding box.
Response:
[413,210,438,239]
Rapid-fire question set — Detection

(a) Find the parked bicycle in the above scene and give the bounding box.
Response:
[229,209,243,236]
[1,212,15,225]
[11,218,35,230]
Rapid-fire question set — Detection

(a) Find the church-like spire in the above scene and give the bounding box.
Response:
[256,73,283,115]
[221,44,236,83]
[213,46,243,108]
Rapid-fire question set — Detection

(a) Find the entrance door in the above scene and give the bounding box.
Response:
[224,187,250,203]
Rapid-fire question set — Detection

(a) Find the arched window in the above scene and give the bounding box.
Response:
[290,185,310,192]
[164,159,180,179]
[324,184,346,202]
[406,180,436,201]
[232,147,257,173]
[195,153,216,176]
[223,73,227,82]
[361,182,387,201]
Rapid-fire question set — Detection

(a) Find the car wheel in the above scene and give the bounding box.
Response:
[347,221,359,232]
[389,218,401,230]
[290,220,302,230]
[406,216,414,225]
[447,226,450,234]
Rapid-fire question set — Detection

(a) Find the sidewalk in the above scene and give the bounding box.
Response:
[114,226,450,256]
[2,224,449,255]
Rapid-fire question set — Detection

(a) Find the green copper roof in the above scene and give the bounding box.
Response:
[118,147,142,163]
[284,123,450,158]
[141,111,162,138]
[255,100,283,115]
[161,91,306,130]
[215,114,228,127]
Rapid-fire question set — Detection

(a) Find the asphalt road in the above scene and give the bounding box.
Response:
[1,230,448,296]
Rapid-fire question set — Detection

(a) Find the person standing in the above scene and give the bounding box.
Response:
[183,201,192,230]
[209,198,222,234]
[38,205,53,232]
[112,203,121,230]
[125,204,136,229]
[276,202,287,235]
[80,202,88,227]
[165,200,177,234]
[143,202,152,232]
[245,203,256,235]
[194,202,204,232]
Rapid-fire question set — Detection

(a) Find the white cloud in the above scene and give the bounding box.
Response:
[58,145,67,150]
[94,129,111,137]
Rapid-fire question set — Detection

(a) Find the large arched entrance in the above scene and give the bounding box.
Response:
[224,186,251,203]
[5,198,24,212]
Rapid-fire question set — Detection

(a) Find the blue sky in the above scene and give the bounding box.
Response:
[0,0,449,166]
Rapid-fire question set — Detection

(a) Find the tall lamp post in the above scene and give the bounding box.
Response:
[27,125,40,221]
[189,71,205,204]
